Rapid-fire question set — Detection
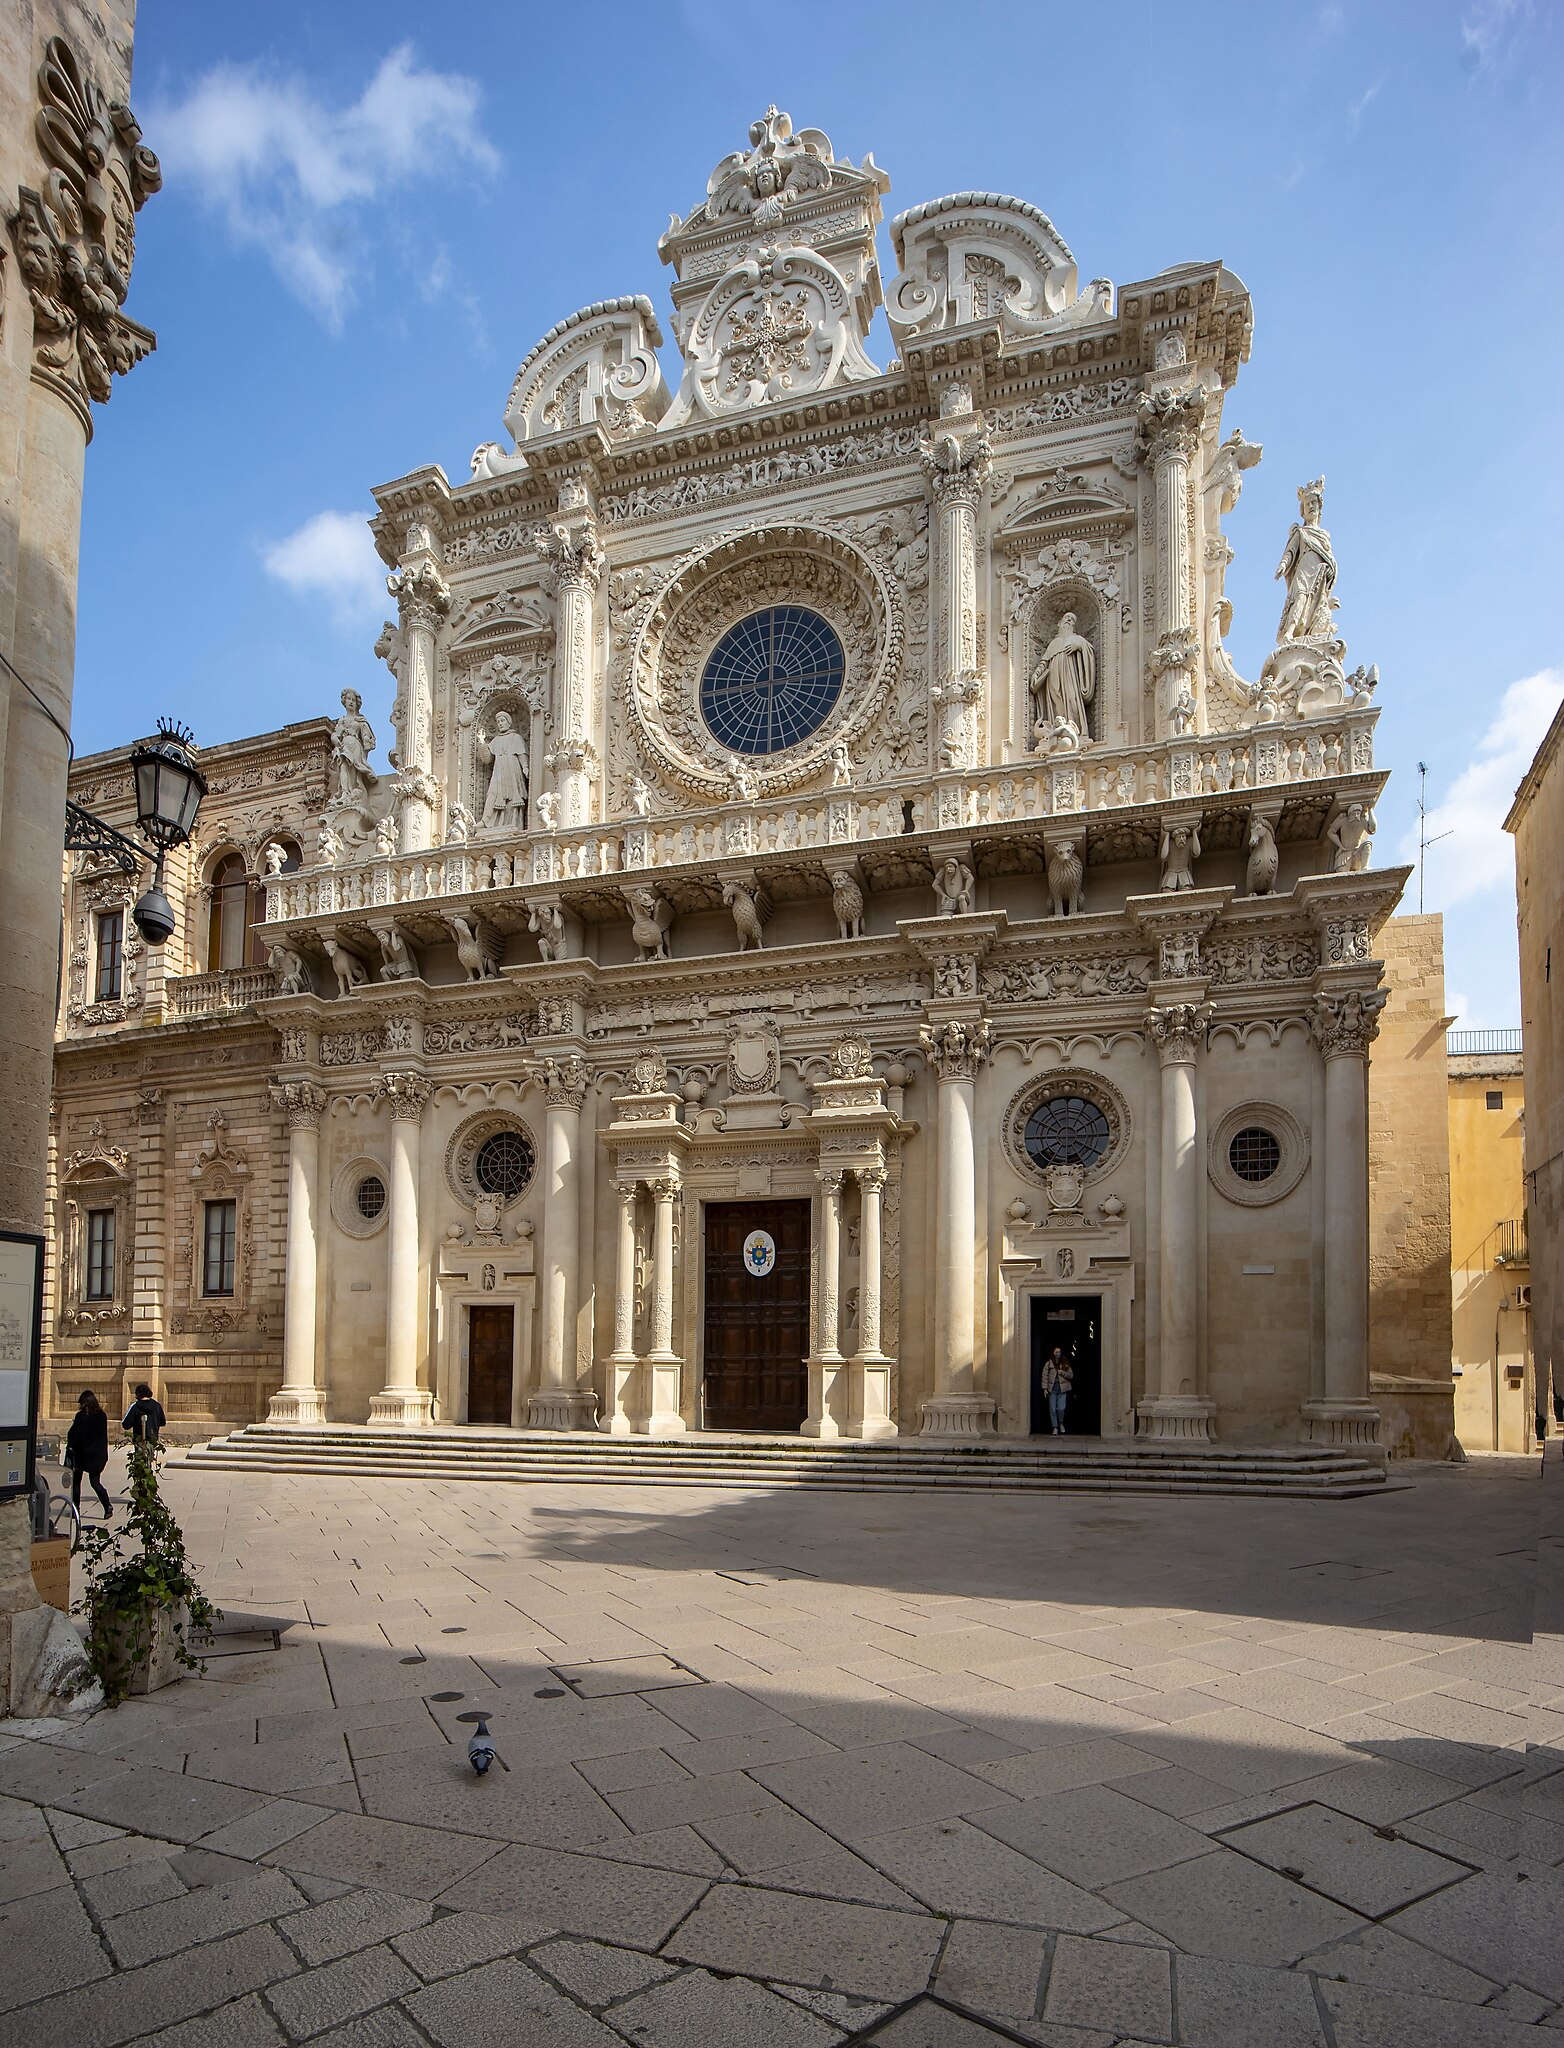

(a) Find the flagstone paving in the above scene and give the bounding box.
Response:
[0,1446,1558,2043]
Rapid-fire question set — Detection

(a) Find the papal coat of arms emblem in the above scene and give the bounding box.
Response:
[742,1229,777,1277]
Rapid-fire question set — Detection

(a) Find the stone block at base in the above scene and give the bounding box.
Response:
[604,1358,637,1436]
[528,1388,601,1431]
[369,1388,436,1427]
[849,1355,898,1439]
[268,1386,329,1425]
[1301,1399,1385,1462]
[1137,1396,1217,1442]
[803,1356,847,1439]
[920,1394,997,1439]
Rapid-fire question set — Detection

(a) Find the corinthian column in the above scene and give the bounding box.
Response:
[269,1082,329,1423]
[529,1054,598,1429]
[1303,988,1388,1452]
[921,385,990,773]
[386,555,450,852]
[919,1018,996,1437]
[644,1177,686,1437]
[1139,1002,1216,1441]
[1137,387,1206,735]
[804,1169,846,1439]
[605,1180,639,1437]
[537,511,604,829]
[371,1072,435,1425]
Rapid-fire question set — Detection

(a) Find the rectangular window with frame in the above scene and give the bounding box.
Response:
[202,1198,237,1296]
[85,1208,116,1301]
[1486,1090,1504,1111]
[94,910,124,1001]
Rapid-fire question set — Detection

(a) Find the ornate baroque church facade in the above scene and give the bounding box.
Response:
[47,110,1421,1453]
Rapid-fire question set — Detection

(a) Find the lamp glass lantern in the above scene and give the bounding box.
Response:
[127,723,207,946]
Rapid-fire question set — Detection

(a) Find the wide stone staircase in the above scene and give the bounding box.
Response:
[180,1425,1398,1499]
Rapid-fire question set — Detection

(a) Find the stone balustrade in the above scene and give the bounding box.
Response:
[264,711,1377,927]
[166,967,281,1017]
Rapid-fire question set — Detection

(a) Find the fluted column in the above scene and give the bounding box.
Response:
[1303,988,1388,1451]
[1139,1003,1215,1440]
[538,515,604,829]
[921,386,990,774]
[1137,387,1205,735]
[804,1169,846,1439]
[644,1177,685,1437]
[386,556,450,853]
[919,1019,996,1437]
[605,1180,639,1437]
[371,1073,434,1425]
[530,1055,597,1429]
[850,1166,898,1440]
[269,1082,328,1423]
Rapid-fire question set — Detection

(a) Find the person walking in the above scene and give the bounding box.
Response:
[122,1382,166,1448]
[65,1390,113,1519]
[1042,1347,1075,1436]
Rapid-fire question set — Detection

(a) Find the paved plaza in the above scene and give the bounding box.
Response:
[1,1451,1560,2045]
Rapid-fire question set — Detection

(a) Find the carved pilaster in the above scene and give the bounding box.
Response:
[1137,385,1206,726]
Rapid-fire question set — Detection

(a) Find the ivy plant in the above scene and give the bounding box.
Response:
[75,1443,220,1706]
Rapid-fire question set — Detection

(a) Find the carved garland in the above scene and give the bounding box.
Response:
[1001,1068,1133,1187]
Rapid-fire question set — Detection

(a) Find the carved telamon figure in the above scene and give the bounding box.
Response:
[1327,800,1376,875]
[1031,612,1096,744]
[1275,477,1337,642]
[331,690,378,806]
[1159,823,1201,893]
[933,857,976,917]
[477,710,529,832]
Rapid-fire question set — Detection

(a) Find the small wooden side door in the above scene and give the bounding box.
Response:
[467,1305,514,1425]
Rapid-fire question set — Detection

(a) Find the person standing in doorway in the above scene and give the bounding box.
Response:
[1042,1347,1075,1435]
[122,1382,166,1449]
[65,1391,112,1519]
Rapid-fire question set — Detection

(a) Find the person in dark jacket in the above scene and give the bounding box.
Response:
[122,1383,166,1447]
[66,1390,112,1518]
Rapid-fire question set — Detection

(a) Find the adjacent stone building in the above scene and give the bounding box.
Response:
[46,109,1440,1457]
[1446,1031,1532,1453]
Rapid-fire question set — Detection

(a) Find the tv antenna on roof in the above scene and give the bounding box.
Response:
[1417,762,1453,915]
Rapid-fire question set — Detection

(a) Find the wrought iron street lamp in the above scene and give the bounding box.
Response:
[64,720,207,945]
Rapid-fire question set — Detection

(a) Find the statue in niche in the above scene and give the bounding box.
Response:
[1031,611,1096,746]
[477,711,529,833]
[261,841,288,877]
[1275,477,1337,642]
[331,690,378,806]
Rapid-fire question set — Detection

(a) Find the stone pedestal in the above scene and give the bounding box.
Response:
[919,1395,998,1439]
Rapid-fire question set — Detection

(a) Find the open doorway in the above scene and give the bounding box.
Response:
[1029,1296,1103,1436]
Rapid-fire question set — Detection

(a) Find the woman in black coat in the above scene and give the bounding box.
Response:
[65,1390,112,1518]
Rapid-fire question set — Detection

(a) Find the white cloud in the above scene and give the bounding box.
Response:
[262,511,383,627]
[1347,79,1383,130]
[151,45,499,330]
[1398,668,1562,907]
[1460,0,1530,72]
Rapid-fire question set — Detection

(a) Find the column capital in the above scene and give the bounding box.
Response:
[536,1052,590,1111]
[387,557,451,630]
[1310,987,1387,1059]
[649,1174,680,1202]
[614,1179,640,1209]
[1135,385,1206,466]
[920,1016,991,1081]
[816,1167,846,1196]
[858,1165,888,1193]
[377,1071,432,1120]
[269,1080,328,1129]
[1146,1001,1213,1064]
[535,520,604,591]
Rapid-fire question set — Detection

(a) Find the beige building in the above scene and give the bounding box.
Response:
[1507,688,1564,1433]
[1446,1032,1532,1453]
[45,109,1455,1463]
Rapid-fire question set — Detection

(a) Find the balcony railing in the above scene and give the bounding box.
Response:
[1494,1219,1529,1268]
[1447,1028,1523,1056]
[166,967,280,1018]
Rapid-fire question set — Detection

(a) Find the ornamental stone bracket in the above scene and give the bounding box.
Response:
[1294,868,1413,974]
[899,911,1006,1013]
[1127,886,1231,986]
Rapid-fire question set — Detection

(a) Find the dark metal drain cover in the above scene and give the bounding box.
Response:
[534,1687,566,1699]
[441,1626,466,1635]
[399,1655,426,1666]
[429,1691,463,1702]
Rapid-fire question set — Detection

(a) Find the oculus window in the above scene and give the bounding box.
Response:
[1228,1126,1282,1184]
[355,1174,387,1221]
[700,605,844,756]
[1024,1095,1112,1172]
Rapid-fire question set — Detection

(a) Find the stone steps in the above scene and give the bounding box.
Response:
[181,1426,1396,1499]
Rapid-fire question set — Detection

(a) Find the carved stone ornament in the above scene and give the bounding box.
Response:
[444,1110,538,1209]
[887,191,1083,349]
[269,1080,328,1129]
[536,1054,590,1111]
[9,36,162,430]
[377,1071,434,1120]
[1146,1002,1213,1064]
[477,296,670,470]
[1207,1101,1310,1208]
[1044,1164,1086,1214]
[629,1047,669,1094]
[191,1110,248,1183]
[60,1117,130,1181]
[387,558,451,631]
[1310,987,1387,1059]
[625,524,900,798]
[331,1155,391,1239]
[830,1033,874,1080]
[1002,1069,1132,1187]
[727,1013,782,1095]
[1323,914,1372,965]
[919,1017,991,1081]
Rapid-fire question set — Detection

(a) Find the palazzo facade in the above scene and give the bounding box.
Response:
[46,110,1420,1452]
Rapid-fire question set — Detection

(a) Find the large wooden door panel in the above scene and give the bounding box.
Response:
[703,1199,810,1432]
[468,1305,514,1426]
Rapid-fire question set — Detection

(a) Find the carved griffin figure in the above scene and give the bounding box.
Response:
[628,887,674,962]
[451,915,501,981]
[722,880,766,952]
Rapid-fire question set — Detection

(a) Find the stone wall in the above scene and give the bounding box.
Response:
[1367,914,1455,1456]
[1448,1053,1532,1452]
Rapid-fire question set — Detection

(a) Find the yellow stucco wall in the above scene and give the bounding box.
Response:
[1449,1057,1533,1452]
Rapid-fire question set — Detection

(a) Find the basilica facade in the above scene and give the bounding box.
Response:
[46,110,1422,1454]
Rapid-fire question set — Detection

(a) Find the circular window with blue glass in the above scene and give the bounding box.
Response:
[699,606,845,757]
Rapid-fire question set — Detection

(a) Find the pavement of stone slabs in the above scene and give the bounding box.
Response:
[0,1445,1559,2045]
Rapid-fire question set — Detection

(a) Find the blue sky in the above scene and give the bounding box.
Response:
[76,0,1562,1025]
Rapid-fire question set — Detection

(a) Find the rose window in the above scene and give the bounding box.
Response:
[699,606,845,755]
[1023,1095,1112,1171]
[474,1130,535,1200]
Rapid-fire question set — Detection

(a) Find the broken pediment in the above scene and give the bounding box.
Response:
[886,192,1099,349]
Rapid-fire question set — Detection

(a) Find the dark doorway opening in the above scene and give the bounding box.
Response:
[467,1305,514,1425]
[1029,1296,1103,1436]
[703,1199,811,1432]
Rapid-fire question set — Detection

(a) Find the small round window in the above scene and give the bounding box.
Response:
[475,1130,535,1201]
[700,606,845,756]
[1228,1126,1281,1184]
[355,1174,386,1221]
[1024,1095,1112,1171]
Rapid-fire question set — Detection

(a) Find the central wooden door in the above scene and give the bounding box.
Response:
[703,1199,811,1432]
[468,1305,514,1425]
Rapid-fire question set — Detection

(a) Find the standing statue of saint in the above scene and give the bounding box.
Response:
[1275,477,1337,642]
[1032,612,1096,742]
[477,710,529,832]
[331,690,378,805]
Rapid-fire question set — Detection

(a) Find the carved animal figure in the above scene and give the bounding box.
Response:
[377,926,417,981]
[933,857,975,917]
[722,880,766,951]
[1245,814,1279,896]
[269,945,309,996]
[451,915,501,981]
[1046,838,1085,918]
[1159,823,1201,893]
[628,887,673,961]
[322,938,367,996]
[830,869,864,940]
[529,902,566,961]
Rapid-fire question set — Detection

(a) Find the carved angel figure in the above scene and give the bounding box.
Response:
[829,742,854,788]
[529,902,566,961]
[1046,838,1085,919]
[373,812,398,858]
[706,105,833,224]
[1168,685,1197,738]
[627,773,652,818]
[477,710,529,832]
[628,886,673,962]
[726,756,759,802]
[830,869,864,940]
[316,820,343,867]
[268,945,309,996]
[1245,814,1280,896]
[331,690,378,806]
[445,802,476,845]
[261,841,288,877]
[1159,823,1202,893]
[933,857,976,917]
[536,790,559,832]
[1031,612,1096,744]
[322,938,367,996]
[1327,801,1377,875]
[1275,477,1337,642]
